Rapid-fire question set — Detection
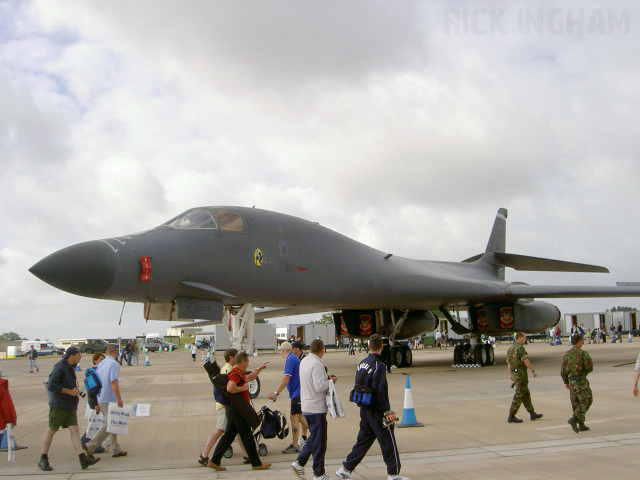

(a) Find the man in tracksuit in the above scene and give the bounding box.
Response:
[336,334,409,480]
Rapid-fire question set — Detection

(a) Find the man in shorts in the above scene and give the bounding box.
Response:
[39,346,100,471]
[268,341,309,453]
[198,348,248,465]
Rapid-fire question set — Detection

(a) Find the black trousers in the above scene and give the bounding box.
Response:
[343,408,401,475]
[210,406,261,467]
[297,413,327,477]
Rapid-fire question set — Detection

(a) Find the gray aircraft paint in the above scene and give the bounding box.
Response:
[29,207,640,337]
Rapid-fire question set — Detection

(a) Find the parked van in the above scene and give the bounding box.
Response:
[20,341,64,356]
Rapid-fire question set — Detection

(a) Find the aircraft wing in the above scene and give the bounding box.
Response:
[506,284,640,298]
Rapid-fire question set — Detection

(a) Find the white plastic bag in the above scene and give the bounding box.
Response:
[86,410,105,439]
[106,403,132,435]
[326,381,345,419]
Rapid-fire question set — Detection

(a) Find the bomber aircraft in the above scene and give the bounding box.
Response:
[29,206,640,367]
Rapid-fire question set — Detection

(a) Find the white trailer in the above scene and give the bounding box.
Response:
[214,323,276,351]
[287,323,337,346]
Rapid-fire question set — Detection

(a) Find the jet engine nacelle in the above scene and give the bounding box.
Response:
[469,300,560,334]
[333,309,439,340]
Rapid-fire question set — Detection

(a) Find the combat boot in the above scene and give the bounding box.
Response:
[530,412,543,421]
[38,454,53,471]
[578,422,589,431]
[507,415,523,423]
[79,452,101,469]
[567,416,579,433]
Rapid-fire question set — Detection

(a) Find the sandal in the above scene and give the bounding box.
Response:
[243,456,251,464]
[198,455,208,466]
[112,451,128,458]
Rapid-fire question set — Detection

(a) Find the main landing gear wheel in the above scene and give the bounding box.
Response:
[484,344,495,365]
[393,348,403,368]
[473,344,487,365]
[403,347,413,367]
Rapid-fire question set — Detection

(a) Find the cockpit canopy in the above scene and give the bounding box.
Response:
[162,208,244,231]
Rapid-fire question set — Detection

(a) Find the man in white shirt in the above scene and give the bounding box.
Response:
[291,339,337,480]
[85,343,127,457]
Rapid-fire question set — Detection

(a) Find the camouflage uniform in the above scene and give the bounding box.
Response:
[507,343,534,416]
[561,346,593,423]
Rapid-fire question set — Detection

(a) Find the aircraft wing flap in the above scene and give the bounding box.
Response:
[506,284,640,298]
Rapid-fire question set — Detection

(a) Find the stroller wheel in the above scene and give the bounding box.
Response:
[258,443,268,457]
[223,446,233,458]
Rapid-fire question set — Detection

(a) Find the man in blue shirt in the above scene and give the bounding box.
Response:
[268,341,309,453]
[85,344,127,457]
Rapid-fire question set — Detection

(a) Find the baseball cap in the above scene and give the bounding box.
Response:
[63,346,80,358]
[291,341,303,350]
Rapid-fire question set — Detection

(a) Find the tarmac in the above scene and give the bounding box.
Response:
[1,338,639,479]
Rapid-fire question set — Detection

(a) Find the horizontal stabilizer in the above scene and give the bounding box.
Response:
[494,253,608,273]
[507,284,640,298]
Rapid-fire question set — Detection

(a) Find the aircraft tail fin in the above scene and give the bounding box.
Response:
[485,208,508,255]
[462,208,609,279]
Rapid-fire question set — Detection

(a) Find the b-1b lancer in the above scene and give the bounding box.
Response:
[30,207,640,366]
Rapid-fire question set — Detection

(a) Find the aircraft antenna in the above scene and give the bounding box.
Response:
[118,301,127,326]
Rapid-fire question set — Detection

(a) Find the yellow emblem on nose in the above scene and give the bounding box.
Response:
[254,248,264,267]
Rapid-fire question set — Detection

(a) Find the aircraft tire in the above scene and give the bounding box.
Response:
[484,344,495,365]
[247,375,260,399]
[403,347,413,367]
[393,348,403,368]
[453,344,463,364]
[473,345,486,365]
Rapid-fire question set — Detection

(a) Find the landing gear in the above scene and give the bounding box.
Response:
[453,341,495,366]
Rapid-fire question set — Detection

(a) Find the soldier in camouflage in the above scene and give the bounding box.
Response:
[506,332,543,423]
[561,334,593,433]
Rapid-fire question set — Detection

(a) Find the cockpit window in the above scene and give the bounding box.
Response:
[163,208,217,229]
[212,210,244,231]
[162,208,244,231]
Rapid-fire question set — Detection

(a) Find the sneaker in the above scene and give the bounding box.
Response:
[313,475,335,480]
[38,455,53,471]
[79,453,100,470]
[252,462,271,470]
[283,444,300,454]
[291,460,306,479]
[299,435,307,448]
[207,461,226,471]
[336,466,353,479]
[388,475,410,480]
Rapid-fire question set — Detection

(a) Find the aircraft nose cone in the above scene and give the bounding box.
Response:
[29,240,116,298]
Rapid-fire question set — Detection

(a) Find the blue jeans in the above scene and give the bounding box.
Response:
[297,413,327,477]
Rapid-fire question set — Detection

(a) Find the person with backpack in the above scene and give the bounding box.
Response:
[335,334,407,480]
[197,348,249,466]
[207,352,270,471]
[81,353,106,454]
[84,344,127,458]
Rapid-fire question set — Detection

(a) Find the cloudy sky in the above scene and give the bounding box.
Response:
[1,0,639,342]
